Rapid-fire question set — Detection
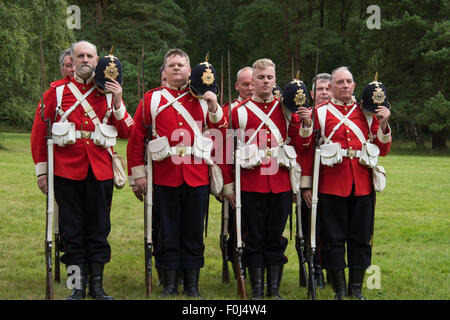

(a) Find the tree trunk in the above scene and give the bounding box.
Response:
[431,132,447,149]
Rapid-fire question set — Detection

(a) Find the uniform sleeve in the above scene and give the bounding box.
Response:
[111,98,134,139]
[370,115,391,156]
[126,96,151,180]
[30,88,56,176]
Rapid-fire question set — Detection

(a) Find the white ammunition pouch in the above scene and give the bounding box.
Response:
[91,123,118,148]
[52,122,77,147]
[278,144,297,168]
[111,151,127,189]
[192,134,214,165]
[372,165,386,192]
[238,144,261,169]
[210,164,223,197]
[359,142,380,168]
[320,142,343,167]
[289,162,301,194]
[148,136,171,161]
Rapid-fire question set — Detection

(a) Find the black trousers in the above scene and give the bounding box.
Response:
[318,190,375,270]
[54,167,113,265]
[241,191,291,268]
[154,183,208,270]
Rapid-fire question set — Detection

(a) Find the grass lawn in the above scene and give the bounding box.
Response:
[0,133,448,300]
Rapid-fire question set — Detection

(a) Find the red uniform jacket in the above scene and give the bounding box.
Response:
[221,97,305,194]
[300,99,392,197]
[127,86,227,187]
[31,76,134,181]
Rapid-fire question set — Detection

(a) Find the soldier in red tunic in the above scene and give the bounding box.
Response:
[127,49,227,297]
[31,41,134,300]
[222,58,310,299]
[299,66,391,299]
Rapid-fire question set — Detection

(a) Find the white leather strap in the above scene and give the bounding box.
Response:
[59,84,96,123]
[245,100,283,146]
[66,82,99,125]
[325,104,366,144]
[160,89,202,137]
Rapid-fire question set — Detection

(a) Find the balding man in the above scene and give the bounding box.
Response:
[31,40,134,300]
[299,66,391,300]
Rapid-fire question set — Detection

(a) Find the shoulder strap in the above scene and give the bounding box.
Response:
[325,104,366,144]
[61,83,97,123]
[245,100,280,145]
[56,84,65,107]
[160,89,202,136]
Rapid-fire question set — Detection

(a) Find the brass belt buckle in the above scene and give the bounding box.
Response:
[81,131,91,139]
[347,149,356,159]
[177,146,186,156]
[266,148,272,158]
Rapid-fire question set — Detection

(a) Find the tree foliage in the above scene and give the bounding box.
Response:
[0,0,74,127]
[1,0,448,147]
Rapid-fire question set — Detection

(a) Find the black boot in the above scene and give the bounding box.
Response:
[88,263,113,300]
[65,264,87,300]
[248,267,264,300]
[329,269,346,300]
[266,265,283,300]
[348,268,366,300]
[183,268,201,298]
[315,265,325,289]
[161,269,179,296]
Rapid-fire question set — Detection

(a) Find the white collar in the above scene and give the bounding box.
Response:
[251,95,274,103]
[74,72,95,84]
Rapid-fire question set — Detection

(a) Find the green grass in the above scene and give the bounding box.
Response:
[0,132,448,300]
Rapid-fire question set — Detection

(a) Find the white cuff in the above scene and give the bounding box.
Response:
[113,101,126,120]
[131,165,147,181]
[128,175,135,187]
[300,175,312,189]
[377,124,391,144]
[300,125,313,138]
[36,162,48,177]
[222,182,235,196]
[208,104,223,124]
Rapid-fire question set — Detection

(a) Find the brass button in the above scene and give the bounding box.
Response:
[267,138,271,143]
[82,86,86,91]
[85,121,89,125]
[180,132,184,136]
[347,138,351,141]
[179,122,183,126]
[84,113,88,117]
[86,141,90,145]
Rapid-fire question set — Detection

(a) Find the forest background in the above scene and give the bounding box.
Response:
[0,0,449,148]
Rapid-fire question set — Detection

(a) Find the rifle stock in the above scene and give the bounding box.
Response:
[295,193,308,287]
[220,201,231,284]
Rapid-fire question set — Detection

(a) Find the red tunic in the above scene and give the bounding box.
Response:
[300,99,392,197]
[31,76,134,181]
[127,86,227,187]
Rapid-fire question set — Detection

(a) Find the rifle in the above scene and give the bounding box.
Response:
[219,53,231,284]
[40,36,54,300]
[141,47,153,296]
[307,50,320,300]
[295,192,308,287]
[54,205,61,283]
[229,51,246,299]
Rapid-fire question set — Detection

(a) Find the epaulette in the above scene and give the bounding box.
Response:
[50,76,71,88]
